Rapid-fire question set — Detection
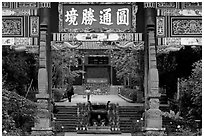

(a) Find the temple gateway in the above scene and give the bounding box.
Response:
[2,2,202,135]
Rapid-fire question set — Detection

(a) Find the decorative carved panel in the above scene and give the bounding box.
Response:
[170,17,202,37]
[30,16,39,37]
[2,2,11,8]
[2,17,24,37]
[156,2,178,8]
[2,37,38,46]
[158,9,202,16]
[157,37,202,47]
[144,2,155,8]
[181,38,202,45]
[156,17,165,37]
[52,32,142,42]
[181,2,202,9]
[2,2,51,9]
[17,2,38,8]
[164,37,181,46]
[132,3,137,32]
[14,37,32,45]
[2,9,38,16]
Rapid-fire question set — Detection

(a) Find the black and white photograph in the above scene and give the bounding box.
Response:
[1,1,202,136]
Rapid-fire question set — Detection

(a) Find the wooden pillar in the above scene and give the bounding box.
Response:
[31,2,53,136]
[82,54,85,84]
[143,2,164,135]
[110,55,113,85]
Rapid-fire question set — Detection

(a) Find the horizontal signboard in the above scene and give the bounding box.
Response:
[59,3,133,32]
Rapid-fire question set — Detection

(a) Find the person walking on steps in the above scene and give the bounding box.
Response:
[66,85,74,102]
[85,86,91,102]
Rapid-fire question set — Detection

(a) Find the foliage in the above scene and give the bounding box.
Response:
[52,48,84,88]
[2,47,38,96]
[52,88,64,102]
[157,51,178,75]
[109,48,144,88]
[119,87,138,102]
[161,60,202,135]
[157,47,202,99]
[162,110,183,120]
[169,127,201,136]
[164,117,201,136]
[2,88,38,136]
[179,60,202,122]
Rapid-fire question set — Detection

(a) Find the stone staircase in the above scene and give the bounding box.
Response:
[119,106,144,133]
[54,104,169,134]
[54,106,77,132]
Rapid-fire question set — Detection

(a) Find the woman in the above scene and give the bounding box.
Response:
[85,86,91,102]
[66,85,74,102]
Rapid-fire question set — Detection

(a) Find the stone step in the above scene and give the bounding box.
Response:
[119,112,143,116]
[119,107,143,111]
[56,107,77,110]
[54,105,78,132]
[54,122,77,132]
[118,106,144,133]
[56,106,77,109]
[56,111,77,114]
[55,114,77,119]
[119,109,143,112]
[119,112,142,115]
[119,117,141,121]
[120,127,132,132]
[61,126,77,132]
[56,119,77,123]
[54,109,77,113]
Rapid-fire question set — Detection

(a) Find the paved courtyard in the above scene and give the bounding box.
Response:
[64,132,131,136]
[55,94,144,107]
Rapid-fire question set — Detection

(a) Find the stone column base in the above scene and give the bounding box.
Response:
[142,127,166,136]
[31,127,54,136]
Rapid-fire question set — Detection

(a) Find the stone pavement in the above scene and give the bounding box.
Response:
[64,132,131,136]
[55,94,144,107]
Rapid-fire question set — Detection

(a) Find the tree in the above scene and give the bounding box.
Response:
[179,60,202,123]
[52,48,84,88]
[109,48,144,89]
[157,46,202,99]
[2,88,38,135]
[2,47,38,96]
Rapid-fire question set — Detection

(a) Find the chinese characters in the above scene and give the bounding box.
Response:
[100,8,113,25]
[65,8,78,25]
[64,7,130,26]
[81,8,97,25]
[117,8,129,26]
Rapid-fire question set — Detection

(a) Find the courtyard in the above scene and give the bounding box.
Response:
[55,94,143,106]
